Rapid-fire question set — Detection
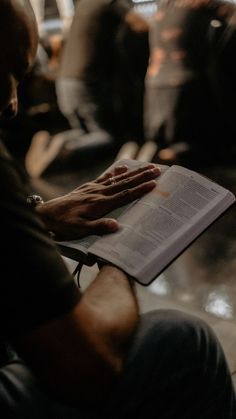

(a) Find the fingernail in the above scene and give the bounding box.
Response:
[150,167,161,174]
[107,219,119,229]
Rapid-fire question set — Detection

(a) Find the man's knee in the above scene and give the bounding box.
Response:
[138,309,214,349]
[132,309,226,380]
[122,310,235,417]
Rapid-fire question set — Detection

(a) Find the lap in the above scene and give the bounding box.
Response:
[102,310,236,418]
[0,310,235,419]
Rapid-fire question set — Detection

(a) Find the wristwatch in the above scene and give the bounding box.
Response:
[27,194,44,208]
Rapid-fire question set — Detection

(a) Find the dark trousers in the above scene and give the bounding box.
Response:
[0,310,235,418]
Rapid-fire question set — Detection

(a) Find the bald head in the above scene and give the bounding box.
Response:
[0,0,38,52]
[0,0,38,119]
[0,0,36,25]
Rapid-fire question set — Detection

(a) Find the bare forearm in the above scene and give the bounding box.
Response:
[77,265,139,368]
[15,266,139,403]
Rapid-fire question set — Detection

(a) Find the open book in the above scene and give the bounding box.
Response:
[56,160,235,285]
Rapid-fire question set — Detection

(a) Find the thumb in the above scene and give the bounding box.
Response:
[85,218,119,235]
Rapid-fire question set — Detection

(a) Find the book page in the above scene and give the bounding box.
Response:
[56,160,169,262]
[89,165,235,284]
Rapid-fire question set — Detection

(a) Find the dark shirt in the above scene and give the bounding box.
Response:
[0,143,80,341]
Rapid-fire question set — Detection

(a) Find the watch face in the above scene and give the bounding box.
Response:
[27,194,44,207]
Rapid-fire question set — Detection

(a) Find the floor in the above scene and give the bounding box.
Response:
[30,148,236,386]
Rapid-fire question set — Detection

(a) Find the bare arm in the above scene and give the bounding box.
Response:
[15,266,139,405]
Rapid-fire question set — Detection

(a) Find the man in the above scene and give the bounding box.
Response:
[0,1,235,418]
[144,0,236,166]
[56,0,149,141]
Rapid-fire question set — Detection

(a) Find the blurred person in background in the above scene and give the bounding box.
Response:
[25,0,150,177]
[143,0,236,166]
[56,0,147,137]
[1,0,72,161]
[0,35,69,162]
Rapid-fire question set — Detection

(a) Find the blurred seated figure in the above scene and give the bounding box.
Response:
[56,0,149,139]
[142,0,236,167]
[25,0,150,177]
[1,38,69,161]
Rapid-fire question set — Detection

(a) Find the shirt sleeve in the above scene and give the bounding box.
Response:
[0,153,81,339]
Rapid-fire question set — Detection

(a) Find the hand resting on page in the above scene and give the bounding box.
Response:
[36,164,161,240]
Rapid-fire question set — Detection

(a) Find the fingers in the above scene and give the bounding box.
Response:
[54,218,119,240]
[96,165,128,183]
[103,164,159,186]
[102,166,160,195]
[96,163,159,185]
[112,165,130,177]
[103,179,157,211]
[80,218,119,236]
